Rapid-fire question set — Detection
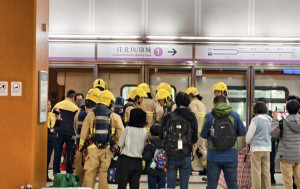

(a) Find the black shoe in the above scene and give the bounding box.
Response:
[271,178,276,185]
[47,178,53,182]
[199,168,207,175]
[202,177,207,182]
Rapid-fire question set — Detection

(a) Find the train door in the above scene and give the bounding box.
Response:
[97,67,141,99]
[195,69,248,150]
[254,69,300,172]
[49,68,94,105]
[149,67,192,100]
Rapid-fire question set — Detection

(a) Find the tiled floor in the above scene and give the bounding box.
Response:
[46,170,284,189]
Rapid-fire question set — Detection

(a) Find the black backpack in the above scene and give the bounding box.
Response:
[162,112,192,157]
[211,113,237,150]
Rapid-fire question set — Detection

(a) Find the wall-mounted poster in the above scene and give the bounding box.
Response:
[39,71,48,123]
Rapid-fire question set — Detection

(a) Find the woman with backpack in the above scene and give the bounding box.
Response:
[143,124,167,189]
[118,108,148,189]
[246,101,272,189]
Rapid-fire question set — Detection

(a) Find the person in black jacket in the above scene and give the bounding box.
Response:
[52,90,78,174]
[160,91,198,189]
[143,124,166,189]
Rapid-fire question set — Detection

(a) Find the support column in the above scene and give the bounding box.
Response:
[0,0,49,188]
[246,66,255,129]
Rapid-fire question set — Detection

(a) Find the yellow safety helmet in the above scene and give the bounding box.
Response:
[155,89,172,104]
[93,79,106,90]
[213,82,228,96]
[98,90,115,107]
[86,88,101,103]
[156,82,172,94]
[185,87,199,98]
[129,87,147,102]
[137,83,151,93]
[213,82,228,91]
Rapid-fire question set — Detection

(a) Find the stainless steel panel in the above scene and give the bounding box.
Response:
[49,0,90,34]
[94,0,143,34]
[255,0,300,36]
[147,0,196,35]
[199,0,249,36]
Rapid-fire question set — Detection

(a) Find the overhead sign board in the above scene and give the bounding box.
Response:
[97,44,193,61]
[0,81,8,96]
[49,43,96,61]
[196,45,300,63]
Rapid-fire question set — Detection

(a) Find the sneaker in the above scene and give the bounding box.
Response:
[47,178,53,182]
[202,177,207,182]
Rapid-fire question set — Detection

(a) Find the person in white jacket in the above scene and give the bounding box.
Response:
[118,108,148,189]
[246,101,272,189]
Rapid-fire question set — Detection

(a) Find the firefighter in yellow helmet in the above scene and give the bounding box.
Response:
[93,78,106,91]
[185,87,207,175]
[156,82,172,96]
[213,82,230,104]
[213,82,228,97]
[124,87,147,126]
[137,83,156,133]
[73,88,101,185]
[79,90,124,189]
[155,89,174,121]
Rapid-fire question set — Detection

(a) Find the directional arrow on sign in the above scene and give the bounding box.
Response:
[168,48,177,56]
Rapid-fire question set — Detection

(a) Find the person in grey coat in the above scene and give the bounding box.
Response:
[270,99,300,189]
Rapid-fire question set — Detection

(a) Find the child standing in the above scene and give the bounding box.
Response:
[143,124,167,189]
[246,101,272,189]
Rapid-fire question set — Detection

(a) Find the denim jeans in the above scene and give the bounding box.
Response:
[53,134,74,174]
[148,174,166,189]
[206,161,238,189]
[167,156,191,189]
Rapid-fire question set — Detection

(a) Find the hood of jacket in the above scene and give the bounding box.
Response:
[212,103,232,117]
[150,136,164,149]
[174,107,196,121]
[285,114,300,133]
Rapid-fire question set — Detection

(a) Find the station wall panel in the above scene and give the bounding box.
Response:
[254,0,300,36]
[49,0,90,34]
[147,0,196,35]
[94,0,143,34]
[199,0,249,36]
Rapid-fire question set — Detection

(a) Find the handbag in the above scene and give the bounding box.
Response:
[107,146,123,184]
[218,147,251,189]
[107,156,121,184]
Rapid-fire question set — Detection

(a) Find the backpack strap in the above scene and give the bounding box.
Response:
[279,119,284,138]
[264,114,272,122]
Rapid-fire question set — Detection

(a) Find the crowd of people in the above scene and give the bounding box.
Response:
[46,79,300,189]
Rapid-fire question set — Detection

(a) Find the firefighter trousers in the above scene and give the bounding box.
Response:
[83,147,113,189]
[192,137,207,170]
[73,150,85,185]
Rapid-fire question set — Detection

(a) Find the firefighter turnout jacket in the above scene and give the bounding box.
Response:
[124,102,136,125]
[73,107,93,185]
[139,98,156,133]
[189,97,207,169]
